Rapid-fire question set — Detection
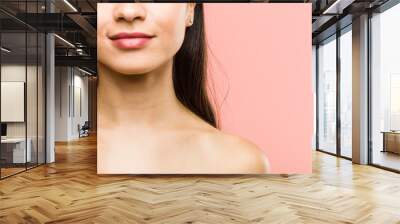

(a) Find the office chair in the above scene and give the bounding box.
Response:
[79,121,90,138]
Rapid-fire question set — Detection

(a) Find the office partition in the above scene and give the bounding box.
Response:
[0,0,47,179]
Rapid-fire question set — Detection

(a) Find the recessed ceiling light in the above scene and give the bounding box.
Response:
[322,0,354,15]
[1,47,11,53]
[77,67,93,76]
[54,34,75,48]
[63,0,78,12]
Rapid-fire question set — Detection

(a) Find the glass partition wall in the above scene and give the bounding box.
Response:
[0,1,46,179]
[316,26,352,159]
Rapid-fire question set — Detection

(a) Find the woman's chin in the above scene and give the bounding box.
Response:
[108,64,155,76]
[117,69,150,76]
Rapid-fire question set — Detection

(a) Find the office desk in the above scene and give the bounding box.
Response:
[1,138,31,163]
[382,131,400,154]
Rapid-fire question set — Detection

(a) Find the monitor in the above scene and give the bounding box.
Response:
[1,123,7,137]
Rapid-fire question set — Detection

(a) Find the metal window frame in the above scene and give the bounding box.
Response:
[315,23,353,161]
[367,0,400,173]
[315,0,400,173]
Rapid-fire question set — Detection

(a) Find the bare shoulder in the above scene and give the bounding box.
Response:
[218,132,269,174]
[196,128,270,174]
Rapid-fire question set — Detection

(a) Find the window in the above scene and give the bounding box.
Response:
[370,2,400,171]
[339,27,352,158]
[317,35,337,154]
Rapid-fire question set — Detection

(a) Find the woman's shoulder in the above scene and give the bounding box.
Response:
[195,128,269,174]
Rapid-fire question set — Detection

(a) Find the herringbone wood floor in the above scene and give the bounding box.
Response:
[1,135,400,224]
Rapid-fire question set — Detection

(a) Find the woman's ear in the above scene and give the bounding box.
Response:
[186,3,196,27]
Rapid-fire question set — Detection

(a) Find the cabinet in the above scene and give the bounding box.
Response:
[382,131,400,154]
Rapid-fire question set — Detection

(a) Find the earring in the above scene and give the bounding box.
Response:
[189,17,194,25]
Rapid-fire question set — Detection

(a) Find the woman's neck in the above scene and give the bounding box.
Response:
[98,60,189,128]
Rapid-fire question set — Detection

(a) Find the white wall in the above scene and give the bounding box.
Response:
[55,66,70,141]
[55,67,89,141]
[1,65,39,138]
[1,64,45,163]
[1,82,25,122]
[72,73,89,138]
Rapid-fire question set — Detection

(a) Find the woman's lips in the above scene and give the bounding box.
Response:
[109,32,154,49]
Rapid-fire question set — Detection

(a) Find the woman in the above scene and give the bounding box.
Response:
[97,3,269,174]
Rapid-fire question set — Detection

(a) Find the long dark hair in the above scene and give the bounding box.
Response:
[173,4,217,128]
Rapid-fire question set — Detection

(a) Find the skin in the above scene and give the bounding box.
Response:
[97,3,269,174]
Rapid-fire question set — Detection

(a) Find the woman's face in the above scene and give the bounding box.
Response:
[97,3,195,75]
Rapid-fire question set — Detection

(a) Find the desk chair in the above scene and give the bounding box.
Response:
[79,121,90,138]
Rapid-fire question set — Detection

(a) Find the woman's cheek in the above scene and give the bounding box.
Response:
[163,21,186,54]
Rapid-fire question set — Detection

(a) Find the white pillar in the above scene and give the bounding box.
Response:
[352,14,369,164]
[45,1,55,163]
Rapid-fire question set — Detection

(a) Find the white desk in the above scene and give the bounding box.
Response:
[1,138,32,163]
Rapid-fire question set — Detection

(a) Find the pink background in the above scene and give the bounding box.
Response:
[204,3,313,173]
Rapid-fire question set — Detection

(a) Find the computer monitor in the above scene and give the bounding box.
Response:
[1,123,7,137]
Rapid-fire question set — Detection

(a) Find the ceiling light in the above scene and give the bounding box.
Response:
[78,67,93,76]
[322,0,354,15]
[63,0,78,12]
[1,47,11,53]
[54,34,75,48]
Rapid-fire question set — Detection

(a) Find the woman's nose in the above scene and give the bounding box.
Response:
[113,3,146,22]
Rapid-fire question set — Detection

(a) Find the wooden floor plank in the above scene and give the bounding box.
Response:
[0,135,400,223]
